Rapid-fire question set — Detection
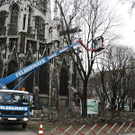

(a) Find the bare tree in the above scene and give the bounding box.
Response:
[96,45,135,114]
[55,0,121,117]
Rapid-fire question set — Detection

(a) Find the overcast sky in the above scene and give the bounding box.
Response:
[117,1,135,50]
[101,0,135,50]
[51,0,135,50]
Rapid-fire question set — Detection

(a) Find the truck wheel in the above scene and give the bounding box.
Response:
[22,123,27,129]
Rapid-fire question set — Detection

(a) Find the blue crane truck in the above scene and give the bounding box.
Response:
[0,38,104,129]
[0,89,29,129]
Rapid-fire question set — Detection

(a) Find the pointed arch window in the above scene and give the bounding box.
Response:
[39,64,49,95]
[25,61,33,93]
[9,5,19,32]
[60,68,69,96]
[39,0,47,15]
[7,60,18,89]
[0,11,6,33]
[35,16,45,39]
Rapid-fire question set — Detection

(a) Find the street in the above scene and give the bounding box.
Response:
[0,124,37,135]
[119,133,135,135]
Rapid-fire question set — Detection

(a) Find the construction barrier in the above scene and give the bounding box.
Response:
[49,122,135,135]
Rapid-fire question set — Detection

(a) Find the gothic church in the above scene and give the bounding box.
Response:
[0,0,78,110]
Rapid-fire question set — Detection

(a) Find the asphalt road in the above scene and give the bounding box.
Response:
[0,124,38,135]
[119,133,135,135]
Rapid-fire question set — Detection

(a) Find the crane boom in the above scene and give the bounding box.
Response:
[0,41,79,89]
[0,38,104,90]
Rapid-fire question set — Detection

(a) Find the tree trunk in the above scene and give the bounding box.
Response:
[82,82,87,118]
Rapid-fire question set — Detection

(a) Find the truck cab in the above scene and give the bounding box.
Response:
[0,90,30,129]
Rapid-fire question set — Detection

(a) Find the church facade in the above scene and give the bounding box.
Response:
[0,0,79,110]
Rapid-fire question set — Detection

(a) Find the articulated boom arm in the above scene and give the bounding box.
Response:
[0,39,104,90]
